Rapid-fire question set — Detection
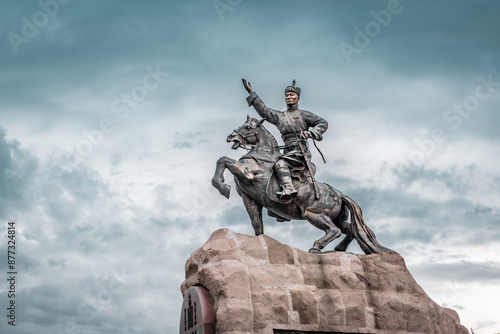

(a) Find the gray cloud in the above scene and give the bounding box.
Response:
[411,260,500,282]
[320,161,500,254]
[0,128,38,216]
[1,1,500,333]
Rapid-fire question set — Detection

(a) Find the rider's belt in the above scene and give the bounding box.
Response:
[282,133,301,146]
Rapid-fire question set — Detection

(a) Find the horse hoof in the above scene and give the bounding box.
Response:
[308,247,321,254]
[221,185,231,199]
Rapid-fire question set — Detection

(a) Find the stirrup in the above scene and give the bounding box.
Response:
[276,188,297,204]
[276,188,297,196]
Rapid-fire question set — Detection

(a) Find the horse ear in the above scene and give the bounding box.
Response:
[257,118,265,127]
[247,114,250,121]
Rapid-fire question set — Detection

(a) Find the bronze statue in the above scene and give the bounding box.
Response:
[243,79,327,203]
[211,80,395,254]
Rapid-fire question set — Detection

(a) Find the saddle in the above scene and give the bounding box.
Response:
[265,168,346,224]
[265,161,315,222]
[266,166,309,203]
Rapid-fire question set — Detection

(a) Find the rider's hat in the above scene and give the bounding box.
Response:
[285,79,301,96]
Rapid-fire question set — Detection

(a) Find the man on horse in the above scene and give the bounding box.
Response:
[242,79,328,203]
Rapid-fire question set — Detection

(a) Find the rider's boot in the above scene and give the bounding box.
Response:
[275,166,298,203]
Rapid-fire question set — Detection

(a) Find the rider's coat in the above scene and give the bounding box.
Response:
[246,92,328,162]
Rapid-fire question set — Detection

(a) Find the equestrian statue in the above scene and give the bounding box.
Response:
[211,79,395,254]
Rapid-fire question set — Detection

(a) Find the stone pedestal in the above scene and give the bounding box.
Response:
[180,228,469,334]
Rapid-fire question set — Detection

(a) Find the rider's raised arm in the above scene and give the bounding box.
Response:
[246,92,280,126]
[303,110,328,141]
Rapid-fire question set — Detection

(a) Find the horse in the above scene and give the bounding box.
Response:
[211,116,395,254]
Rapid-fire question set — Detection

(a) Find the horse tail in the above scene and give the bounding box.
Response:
[342,195,397,254]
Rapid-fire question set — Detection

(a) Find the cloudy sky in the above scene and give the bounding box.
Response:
[1,0,499,333]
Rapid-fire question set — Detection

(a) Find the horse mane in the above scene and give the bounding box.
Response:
[258,123,278,148]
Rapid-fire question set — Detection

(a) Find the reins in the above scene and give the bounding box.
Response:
[274,139,326,163]
[233,127,325,163]
[233,128,259,151]
[234,128,258,140]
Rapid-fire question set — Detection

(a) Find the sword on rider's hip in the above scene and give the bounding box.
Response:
[283,111,321,200]
[296,139,320,200]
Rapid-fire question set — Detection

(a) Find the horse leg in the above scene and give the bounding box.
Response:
[212,156,231,198]
[239,189,264,235]
[304,210,342,253]
[333,202,354,252]
[211,157,254,199]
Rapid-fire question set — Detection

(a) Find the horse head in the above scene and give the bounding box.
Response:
[227,115,266,150]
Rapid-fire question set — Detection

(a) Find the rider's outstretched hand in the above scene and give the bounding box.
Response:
[242,78,253,94]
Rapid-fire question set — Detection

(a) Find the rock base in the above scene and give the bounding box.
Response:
[181,228,468,334]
